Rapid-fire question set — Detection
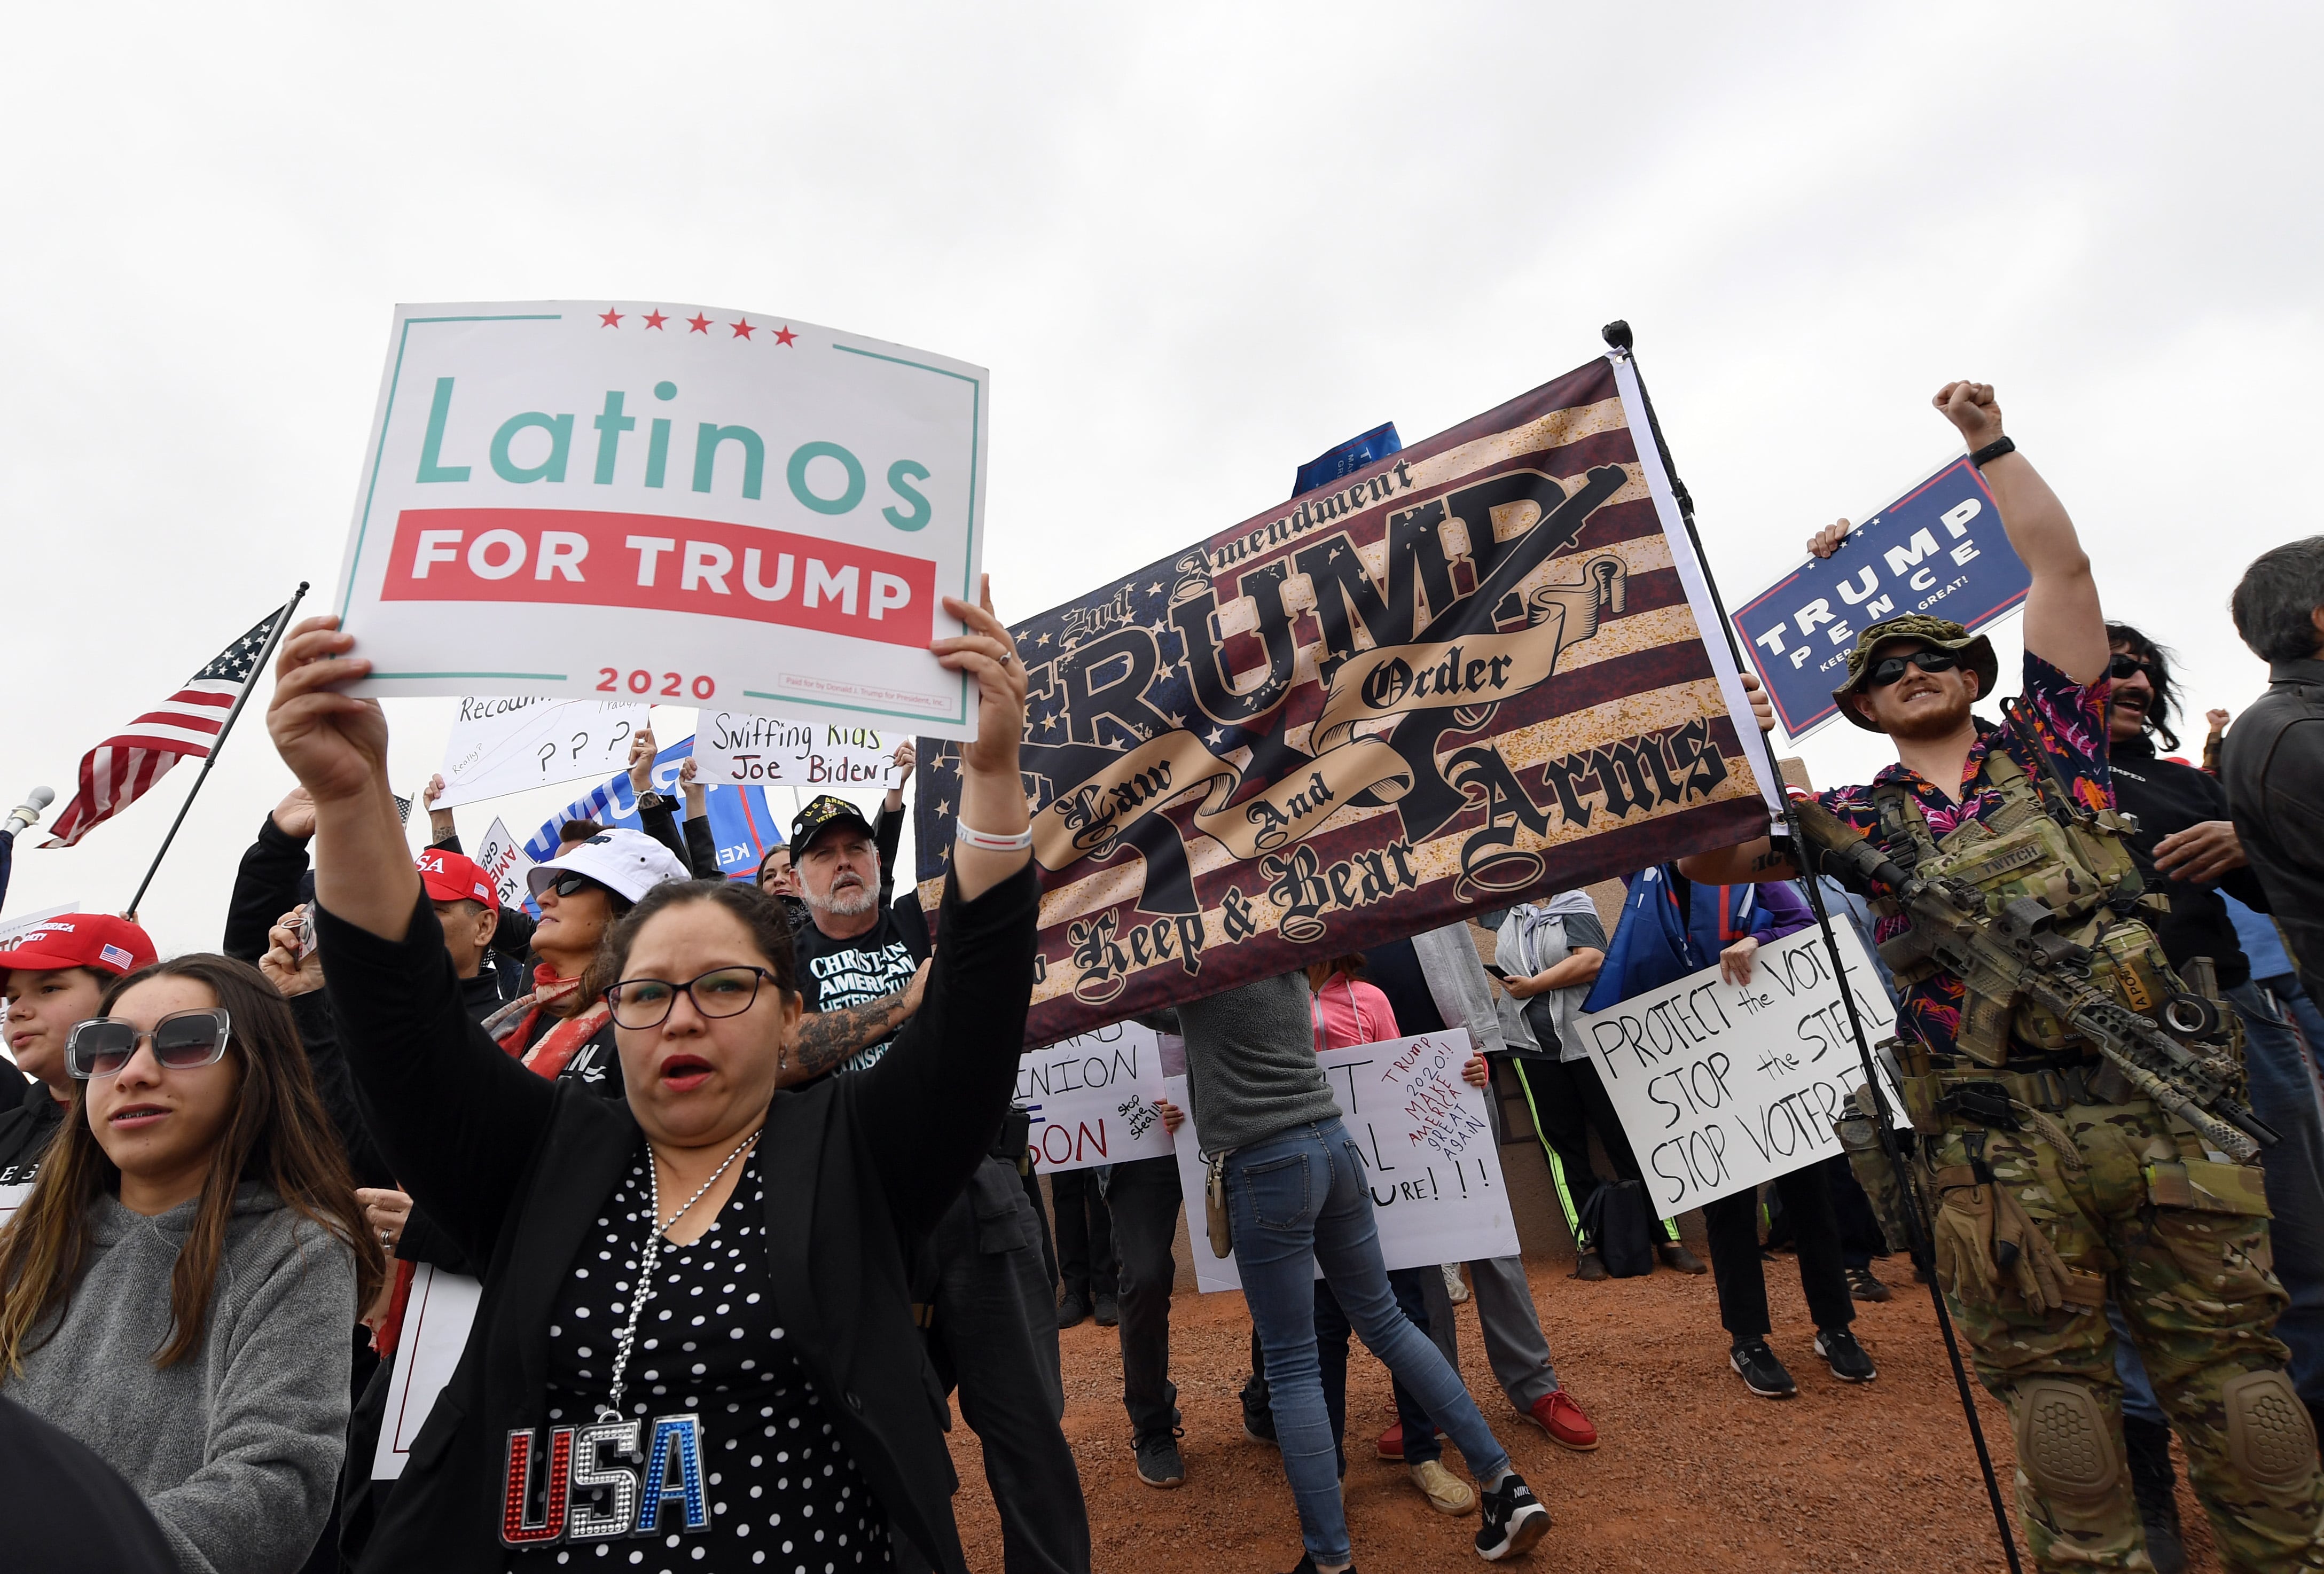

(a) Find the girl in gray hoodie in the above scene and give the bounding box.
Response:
[0,954,382,1574]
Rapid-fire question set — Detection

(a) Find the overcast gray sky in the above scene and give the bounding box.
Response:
[4,3,2315,953]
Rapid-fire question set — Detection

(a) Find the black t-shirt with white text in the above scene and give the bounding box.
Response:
[791,899,931,1072]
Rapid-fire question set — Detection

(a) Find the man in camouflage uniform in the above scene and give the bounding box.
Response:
[1685,380,2324,1571]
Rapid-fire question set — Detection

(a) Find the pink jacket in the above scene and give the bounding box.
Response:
[1309,976,1400,1052]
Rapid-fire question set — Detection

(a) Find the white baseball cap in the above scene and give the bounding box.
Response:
[526,827,691,905]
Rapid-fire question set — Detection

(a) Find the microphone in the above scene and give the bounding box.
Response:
[6,786,55,836]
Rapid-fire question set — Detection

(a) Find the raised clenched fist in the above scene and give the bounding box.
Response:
[1933,381,2004,449]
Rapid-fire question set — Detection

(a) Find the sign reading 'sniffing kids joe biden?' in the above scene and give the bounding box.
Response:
[1730,456,2029,739]
[331,303,988,739]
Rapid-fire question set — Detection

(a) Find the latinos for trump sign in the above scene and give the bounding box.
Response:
[1731,456,2029,738]
[331,303,987,739]
[1580,924,1902,1214]
[917,353,1777,1045]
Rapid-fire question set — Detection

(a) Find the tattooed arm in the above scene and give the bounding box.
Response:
[786,961,932,1080]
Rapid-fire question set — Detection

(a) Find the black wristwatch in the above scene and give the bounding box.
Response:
[1969,435,2016,468]
[635,789,667,810]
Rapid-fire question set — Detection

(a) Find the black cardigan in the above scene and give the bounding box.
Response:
[318,864,1038,1574]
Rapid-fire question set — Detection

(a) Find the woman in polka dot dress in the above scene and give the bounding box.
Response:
[268,586,1036,1574]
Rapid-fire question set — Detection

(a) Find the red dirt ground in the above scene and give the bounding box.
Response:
[943,1254,2225,1573]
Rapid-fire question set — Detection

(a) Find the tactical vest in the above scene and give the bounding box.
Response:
[1869,750,2237,1069]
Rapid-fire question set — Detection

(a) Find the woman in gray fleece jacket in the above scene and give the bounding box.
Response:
[0,953,382,1574]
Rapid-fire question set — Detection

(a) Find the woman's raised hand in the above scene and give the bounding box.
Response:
[267,614,421,939]
[933,576,1028,785]
[933,577,1032,898]
[267,616,389,805]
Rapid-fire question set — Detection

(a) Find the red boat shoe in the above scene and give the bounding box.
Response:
[1523,1390,1599,1451]
[1375,1421,1404,1461]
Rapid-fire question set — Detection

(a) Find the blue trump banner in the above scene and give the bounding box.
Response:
[522,736,785,886]
[1731,457,2028,737]
[915,353,1779,1046]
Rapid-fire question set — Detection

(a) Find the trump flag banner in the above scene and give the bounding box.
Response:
[332,303,987,739]
[916,353,1777,1045]
[1731,456,2028,738]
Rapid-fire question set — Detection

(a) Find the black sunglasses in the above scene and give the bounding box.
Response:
[604,967,780,1029]
[546,871,611,900]
[1865,648,1961,688]
[2108,653,2161,683]
[66,1008,233,1079]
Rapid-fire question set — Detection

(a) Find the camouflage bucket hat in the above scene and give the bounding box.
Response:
[1830,613,1998,732]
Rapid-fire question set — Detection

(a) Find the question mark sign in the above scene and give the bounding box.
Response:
[570,732,588,762]
[537,742,556,773]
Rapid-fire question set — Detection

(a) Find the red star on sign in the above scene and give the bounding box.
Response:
[686,312,713,334]
[598,308,623,328]
[773,325,797,347]
[730,318,756,339]
[643,310,668,330]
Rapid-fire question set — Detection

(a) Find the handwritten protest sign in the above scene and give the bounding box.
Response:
[1015,1020,1171,1173]
[435,696,646,808]
[915,353,1777,1045]
[693,711,904,791]
[333,302,987,739]
[471,817,535,910]
[1169,1028,1518,1293]
[1580,925,1901,1215]
[369,1264,483,1479]
[1732,456,2028,738]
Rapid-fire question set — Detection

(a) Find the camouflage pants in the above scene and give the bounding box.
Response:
[1926,1098,2324,1571]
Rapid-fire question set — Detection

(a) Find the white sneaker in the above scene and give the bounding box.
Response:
[1443,1263,1472,1303]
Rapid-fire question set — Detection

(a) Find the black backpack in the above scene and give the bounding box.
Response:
[1578,1179,1656,1278]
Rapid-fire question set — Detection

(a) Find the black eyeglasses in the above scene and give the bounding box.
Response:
[1865,648,1961,688]
[2108,653,2160,683]
[66,1008,233,1079]
[604,967,780,1029]
[546,872,609,900]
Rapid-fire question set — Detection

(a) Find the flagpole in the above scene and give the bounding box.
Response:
[125,582,310,918]
[1606,322,2024,1573]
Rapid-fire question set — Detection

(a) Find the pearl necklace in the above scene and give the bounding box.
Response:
[598,1130,762,1422]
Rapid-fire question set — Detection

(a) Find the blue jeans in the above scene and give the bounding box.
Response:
[1227,1118,1509,1565]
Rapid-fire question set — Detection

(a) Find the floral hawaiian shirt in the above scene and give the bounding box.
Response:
[1814,651,2112,1058]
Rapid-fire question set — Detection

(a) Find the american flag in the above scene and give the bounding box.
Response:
[43,609,287,848]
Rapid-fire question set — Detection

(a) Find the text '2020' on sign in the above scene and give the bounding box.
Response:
[331,302,988,740]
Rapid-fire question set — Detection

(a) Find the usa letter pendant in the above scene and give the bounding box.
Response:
[499,1414,709,1547]
[500,1426,574,1545]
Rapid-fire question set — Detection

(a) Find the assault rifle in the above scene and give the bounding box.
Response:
[1792,796,2279,1162]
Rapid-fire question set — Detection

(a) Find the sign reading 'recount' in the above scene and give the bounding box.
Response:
[332,302,988,739]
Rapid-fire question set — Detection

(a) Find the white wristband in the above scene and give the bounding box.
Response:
[957,823,1034,852]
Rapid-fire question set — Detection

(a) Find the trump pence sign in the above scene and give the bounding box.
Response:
[331,302,987,738]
